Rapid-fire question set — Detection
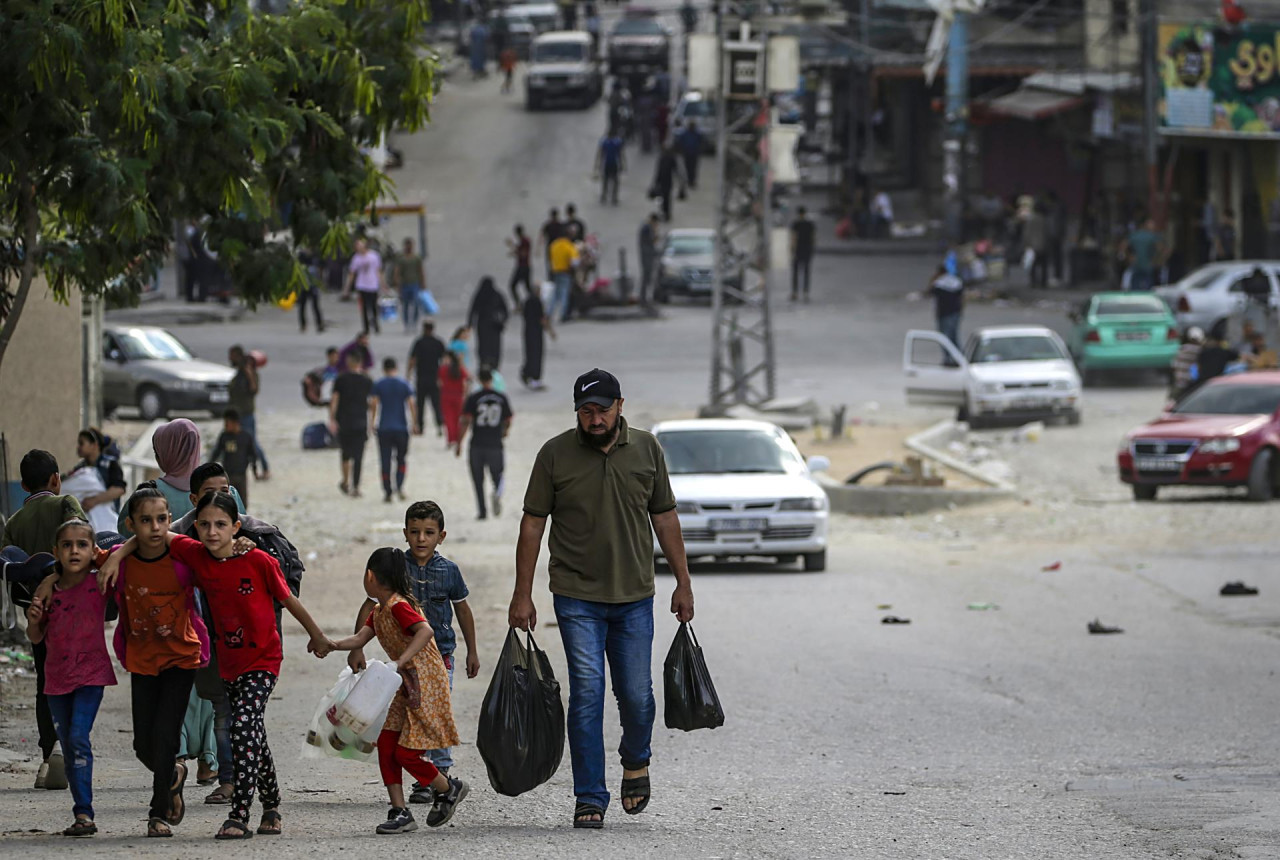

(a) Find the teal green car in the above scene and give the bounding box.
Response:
[1067,292,1181,383]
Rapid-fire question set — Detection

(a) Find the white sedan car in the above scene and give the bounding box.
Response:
[652,419,830,571]
[904,326,1082,426]
[1155,261,1280,333]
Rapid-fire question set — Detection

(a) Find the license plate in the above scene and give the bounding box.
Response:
[1136,457,1180,472]
[1010,397,1050,409]
[709,517,767,533]
[209,391,229,403]
[1116,331,1150,341]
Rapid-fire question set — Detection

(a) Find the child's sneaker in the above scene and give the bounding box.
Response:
[376,806,417,835]
[426,777,469,828]
[408,771,446,805]
[44,751,68,790]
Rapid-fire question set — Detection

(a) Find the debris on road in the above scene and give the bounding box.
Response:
[881,615,911,625]
[1220,582,1259,596]
[967,602,999,611]
[1042,561,1062,572]
[1087,619,1124,635]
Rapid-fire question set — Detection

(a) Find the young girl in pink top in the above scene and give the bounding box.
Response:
[25,519,117,837]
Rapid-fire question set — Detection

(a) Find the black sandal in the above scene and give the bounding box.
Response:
[573,802,605,829]
[62,818,97,837]
[620,774,650,815]
[148,817,172,838]
[215,818,254,840]
[257,809,282,835]
[168,761,187,825]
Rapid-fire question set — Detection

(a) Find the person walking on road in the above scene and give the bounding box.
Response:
[339,331,374,374]
[651,144,684,222]
[521,289,550,390]
[928,265,965,353]
[674,121,703,190]
[330,350,374,497]
[438,350,472,448]
[789,206,815,301]
[393,239,426,334]
[565,204,586,248]
[372,357,416,504]
[595,129,625,206]
[344,238,387,335]
[1025,203,1049,289]
[456,368,513,520]
[507,224,533,305]
[1121,217,1165,292]
[408,321,446,436]
[227,346,270,481]
[548,228,580,325]
[509,368,695,829]
[539,208,566,281]
[468,276,510,371]
[638,213,660,305]
[296,248,326,333]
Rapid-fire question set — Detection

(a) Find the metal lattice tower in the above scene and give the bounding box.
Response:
[708,5,776,412]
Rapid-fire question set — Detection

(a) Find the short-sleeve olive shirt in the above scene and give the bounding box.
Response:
[523,417,677,603]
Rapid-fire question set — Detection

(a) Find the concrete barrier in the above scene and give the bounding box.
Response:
[817,474,1012,517]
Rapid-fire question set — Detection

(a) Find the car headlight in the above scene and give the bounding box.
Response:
[675,501,699,514]
[779,497,823,511]
[1118,438,1132,454]
[1051,379,1074,391]
[980,382,1004,395]
[527,74,544,87]
[568,73,587,85]
[1199,437,1241,455]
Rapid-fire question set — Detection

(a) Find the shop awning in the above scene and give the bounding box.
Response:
[984,87,1087,121]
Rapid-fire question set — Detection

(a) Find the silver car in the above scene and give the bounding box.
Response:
[655,228,743,302]
[102,325,234,420]
[1155,261,1280,333]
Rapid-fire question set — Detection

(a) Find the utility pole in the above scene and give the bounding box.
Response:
[860,0,873,181]
[708,6,776,411]
[942,8,969,243]
[1139,0,1159,223]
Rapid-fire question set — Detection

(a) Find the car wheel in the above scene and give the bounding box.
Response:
[1246,447,1276,502]
[1132,483,1158,501]
[802,550,827,572]
[137,386,168,421]
[1065,409,1082,426]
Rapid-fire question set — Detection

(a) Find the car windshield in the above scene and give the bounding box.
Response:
[969,335,1065,363]
[658,429,801,475]
[1173,384,1280,415]
[668,236,713,256]
[681,99,714,117]
[534,42,585,62]
[113,329,193,361]
[613,18,663,35]
[1095,296,1167,316]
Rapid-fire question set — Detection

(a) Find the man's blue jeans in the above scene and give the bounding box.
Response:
[550,272,573,322]
[47,685,105,819]
[553,595,655,812]
[240,413,270,474]
[937,312,962,353]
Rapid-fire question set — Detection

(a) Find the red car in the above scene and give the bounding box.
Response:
[1118,371,1280,501]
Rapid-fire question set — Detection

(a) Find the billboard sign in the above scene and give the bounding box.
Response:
[1160,21,1280,137]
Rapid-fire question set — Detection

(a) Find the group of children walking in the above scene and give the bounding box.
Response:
[23,483,478,839]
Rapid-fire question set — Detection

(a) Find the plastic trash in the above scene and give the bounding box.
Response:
[663,623,725,732]
[966,602,999,611]
[476,629,565,797]
[330,660,402,736]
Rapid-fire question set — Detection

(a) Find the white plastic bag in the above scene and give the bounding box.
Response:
[1021,247,1036,271]
[61,465,117,534]
[303,661,399,762]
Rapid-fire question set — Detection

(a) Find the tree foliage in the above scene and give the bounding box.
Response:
[0,0,436,362]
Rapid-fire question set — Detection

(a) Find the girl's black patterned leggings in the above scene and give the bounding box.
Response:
[226,670,280,823]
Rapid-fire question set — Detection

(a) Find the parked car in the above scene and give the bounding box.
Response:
[503,3,559,34]
[1066,291,1181,384]
[1117,371,1280,501]
[102,325,234,420]
[654,228,743,302]
[903,326,1083,426]
[652,419,830,571]
[1155,261,1280,334]
[497,11,538,58]
[606,10,670,76]
[525,31,602,110]
[673,90,717,153]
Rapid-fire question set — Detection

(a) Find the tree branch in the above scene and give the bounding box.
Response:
[0,187,42,372]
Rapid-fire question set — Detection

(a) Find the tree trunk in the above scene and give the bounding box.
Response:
[0,190,42,374]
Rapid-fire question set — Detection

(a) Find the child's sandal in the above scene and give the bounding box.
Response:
[257,809,282,835]
[215,818,253,840]
[147,817,172,838]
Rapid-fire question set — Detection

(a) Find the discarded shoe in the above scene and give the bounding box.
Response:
[881,615,911,625]
[967,602,999,611]
[1220,582,1259,596]
[1087,619,1123,634]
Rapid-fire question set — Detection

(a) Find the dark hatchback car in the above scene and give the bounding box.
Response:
[1118,371,1280,501]
[607,12,670,76]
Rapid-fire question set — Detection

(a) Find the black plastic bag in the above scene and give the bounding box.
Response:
[664,623,725,731]
[476,629,565,797]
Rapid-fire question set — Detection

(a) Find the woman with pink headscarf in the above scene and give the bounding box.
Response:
[114,419,244,536]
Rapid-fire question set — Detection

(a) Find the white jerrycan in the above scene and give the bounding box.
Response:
[327,659,402,736]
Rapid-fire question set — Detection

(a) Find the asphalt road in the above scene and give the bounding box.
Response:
[4,8,1280,856]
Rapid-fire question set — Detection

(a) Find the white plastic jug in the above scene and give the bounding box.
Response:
[327,659,402,735]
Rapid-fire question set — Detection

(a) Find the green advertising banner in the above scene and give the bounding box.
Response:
[1159,21,1280,137]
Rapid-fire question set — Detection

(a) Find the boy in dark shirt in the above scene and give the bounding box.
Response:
[457,368,514,519]
[209,408,261,507]
[330,350,375,497]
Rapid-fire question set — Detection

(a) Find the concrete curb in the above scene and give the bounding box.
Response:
[818,476,1013,516]
[905,420,1016,493]
[106,303,247,326]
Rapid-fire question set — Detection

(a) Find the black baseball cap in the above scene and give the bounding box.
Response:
[573,368,622,410]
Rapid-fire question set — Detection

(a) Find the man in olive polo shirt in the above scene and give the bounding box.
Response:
[510,368,694,829]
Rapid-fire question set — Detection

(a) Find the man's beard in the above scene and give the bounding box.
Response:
[582,416,620,449]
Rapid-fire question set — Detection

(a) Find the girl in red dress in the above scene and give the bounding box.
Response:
[438,351,471,446]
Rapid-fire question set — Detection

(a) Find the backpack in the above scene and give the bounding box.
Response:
[245,526,305,597]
